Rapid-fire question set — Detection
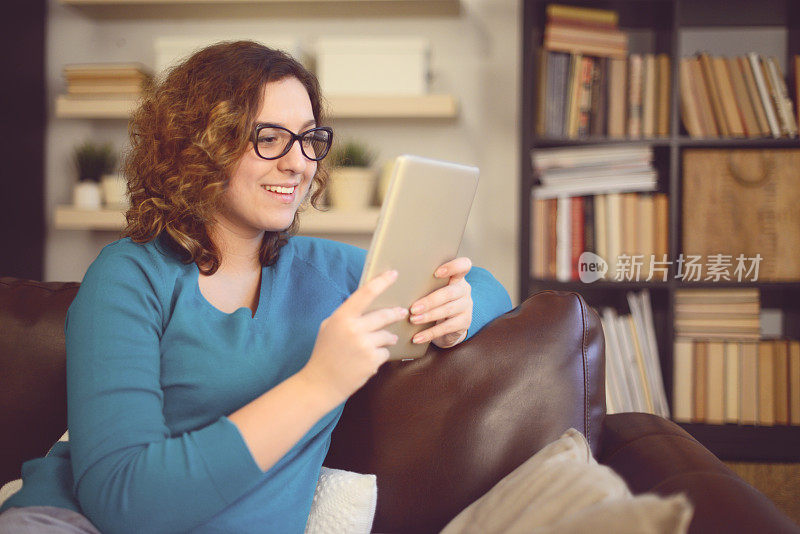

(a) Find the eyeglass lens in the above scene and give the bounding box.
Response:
[255,127,331,160]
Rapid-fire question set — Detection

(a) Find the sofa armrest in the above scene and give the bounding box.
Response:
[326,290,606,533]
[598,413,800,534]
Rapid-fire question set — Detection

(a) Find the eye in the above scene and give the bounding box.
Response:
[258,135,279,145]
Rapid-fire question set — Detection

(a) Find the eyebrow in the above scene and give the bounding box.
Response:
[256,119,317,130]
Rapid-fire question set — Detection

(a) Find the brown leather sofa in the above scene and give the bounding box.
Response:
[1,277,798,533]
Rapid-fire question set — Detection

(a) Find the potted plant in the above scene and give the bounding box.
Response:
[327,140,377,211]
[72,141,118,209]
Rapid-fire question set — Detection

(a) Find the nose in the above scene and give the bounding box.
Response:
[276,138,309,175]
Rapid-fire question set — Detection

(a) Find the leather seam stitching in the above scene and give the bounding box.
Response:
[577,292,590,444]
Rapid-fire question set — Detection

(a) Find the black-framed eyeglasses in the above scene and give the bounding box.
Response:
[251,123,333,161]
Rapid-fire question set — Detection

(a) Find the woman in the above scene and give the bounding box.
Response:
[0,41,511,533]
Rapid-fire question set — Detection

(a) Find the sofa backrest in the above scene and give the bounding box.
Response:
[0,278,79,486]
[325,290,606,533]
[0,279,605,534]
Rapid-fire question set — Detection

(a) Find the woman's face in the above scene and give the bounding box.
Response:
[217,77,318,236]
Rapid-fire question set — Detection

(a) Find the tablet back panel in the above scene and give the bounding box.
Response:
[359,155,479,359]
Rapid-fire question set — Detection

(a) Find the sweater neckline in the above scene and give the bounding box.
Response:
[192,263,267,320]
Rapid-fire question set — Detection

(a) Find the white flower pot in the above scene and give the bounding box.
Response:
[73,181,102,210]
[101,173,128,208]
[328,167,376,210]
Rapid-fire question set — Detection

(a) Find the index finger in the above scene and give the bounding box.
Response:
[339,270,398,316]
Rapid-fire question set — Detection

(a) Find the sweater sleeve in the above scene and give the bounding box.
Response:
[463,266,513,339]
[66,248,264,534]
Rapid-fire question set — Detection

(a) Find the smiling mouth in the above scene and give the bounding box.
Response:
[261,185,297,194]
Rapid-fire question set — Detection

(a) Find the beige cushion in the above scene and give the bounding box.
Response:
[441,428,693,534]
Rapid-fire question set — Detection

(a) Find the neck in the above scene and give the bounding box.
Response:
[208,219,264,274]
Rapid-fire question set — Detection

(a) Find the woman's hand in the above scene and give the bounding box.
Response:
[409,257,473,349]
[301,270,408,406]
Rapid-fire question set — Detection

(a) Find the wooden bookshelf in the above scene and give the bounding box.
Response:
[54,94,459,120]
[519,0,800,461]
[54,205,379,234]
[57,0,461,18]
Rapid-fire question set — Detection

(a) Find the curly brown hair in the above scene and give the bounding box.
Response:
[122,40,328,275]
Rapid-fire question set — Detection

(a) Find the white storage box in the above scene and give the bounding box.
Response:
[315,36,430,96]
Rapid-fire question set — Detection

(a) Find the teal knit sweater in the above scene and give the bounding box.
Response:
[1,235,511,533]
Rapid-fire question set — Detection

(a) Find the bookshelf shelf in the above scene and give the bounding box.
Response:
[520,0,800,461]
[54,205,379,234]
[675,280,800,289]
[676,137,800,148]
[58,0,461,19]
[529,278,671,291]
[677,423,800,462]
[531,136,672,147]
[54,94,459,120]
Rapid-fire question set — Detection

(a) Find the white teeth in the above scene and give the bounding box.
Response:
[262,185,295,194]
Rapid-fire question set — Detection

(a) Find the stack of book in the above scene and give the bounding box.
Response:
[530,145,668,282]
[679,53,798,139]
[62,63,152,100]
[537,5,670,139]
[543,3,627,59]
[600,290,670,417]
[673,338,800,426]
[674,289,761,340]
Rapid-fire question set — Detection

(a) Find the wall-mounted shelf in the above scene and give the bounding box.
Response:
[54,94,459,120]
[55,95,139,119]
[58,0,461,19]
[54,205,379,234]
[327,94,458,119]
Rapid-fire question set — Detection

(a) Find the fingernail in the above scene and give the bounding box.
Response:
[387,270,398,279]
[411,304,423,314]
[435,267,447,277]
[397,307,408,317]
[410,314,423,324]
[413,334,426,344]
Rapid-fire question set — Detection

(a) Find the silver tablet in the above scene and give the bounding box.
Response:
[359,154,479,360]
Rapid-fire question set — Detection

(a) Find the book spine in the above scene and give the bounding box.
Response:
[642,54,657,138]
[556,196,572,281]
[749,52,781,138]
[712,56,746,137]
[656,54,671,137]
[758,341,776,425]
[608,57,627,138]
[628,54,643,137]
[546,4,619,27]
[566,54,583,138]
[673,338,694,422]
[767,57,798,137]
[577,56,595,137]
[570,196,585,280]
[740,55,770,137]
[536,48,549,137]
[726,56,759,138]
[694,341,708,423]
[699,53,731,136]
[689,57,720,137]
[724,342,741,423]
[590,57,607,137]
[679,58,704,137]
